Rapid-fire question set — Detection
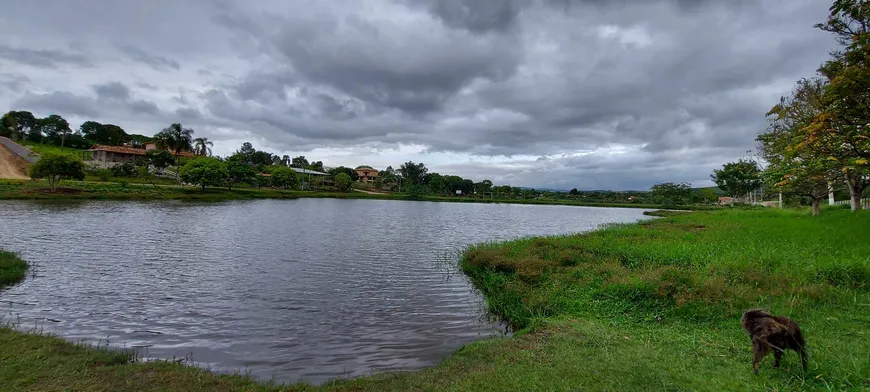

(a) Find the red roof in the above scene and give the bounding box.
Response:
[89,145,196,157]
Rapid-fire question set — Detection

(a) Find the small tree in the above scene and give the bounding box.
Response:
[226,160,255,190]
[29,152,86,192]
[649,182,692,206]
[270,166,298,191]
[335,172,353,192]
[179,157,228,191]
[711,159,762,200]
[569,188,579,196]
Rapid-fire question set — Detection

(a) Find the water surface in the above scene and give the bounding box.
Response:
[0,199,651,384]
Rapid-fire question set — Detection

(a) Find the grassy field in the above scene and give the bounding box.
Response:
[2,208,868,391]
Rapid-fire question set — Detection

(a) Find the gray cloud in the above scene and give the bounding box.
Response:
[0,44,91,68]
[0,0,839,190]
[93,82,131,100]
[116,44,181,71]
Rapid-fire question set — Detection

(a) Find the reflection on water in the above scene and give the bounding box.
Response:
[0,199,651,384]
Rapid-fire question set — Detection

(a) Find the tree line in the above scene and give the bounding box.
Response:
[723,1,870,215]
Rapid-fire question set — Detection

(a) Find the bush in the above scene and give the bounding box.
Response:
[96,169,112,182]
[179,157,228,191]
[110,162,136,177]
[334,172,353,192]
[270,166,298,190]
[29,152,86,192]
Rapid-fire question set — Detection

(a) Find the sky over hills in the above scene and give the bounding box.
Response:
[0,0,837,190]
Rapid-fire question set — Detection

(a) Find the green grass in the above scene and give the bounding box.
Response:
[18,141,86,156]
[0,250,28,287]
[4,209,868,391]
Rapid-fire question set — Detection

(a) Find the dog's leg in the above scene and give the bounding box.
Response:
[773,351,782,368]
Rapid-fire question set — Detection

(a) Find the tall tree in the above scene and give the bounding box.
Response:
[400,161,428,185]
[37,115,71,147]
[711,159,762,200]
[759,77,840,215]
[193,137,213,156]
[291,156,309,168]
[155,123,194,168]
[0,112,17,138]
[801,0,870,210]
[5,111,36,141]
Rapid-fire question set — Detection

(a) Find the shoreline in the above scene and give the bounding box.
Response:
[3,209,866,390]
[0,179,716,211]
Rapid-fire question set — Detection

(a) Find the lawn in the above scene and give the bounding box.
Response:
[3,207,867,391]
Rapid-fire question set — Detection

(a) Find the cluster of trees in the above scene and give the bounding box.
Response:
[0,110,155,150]
[754,1,869,215]
[226,142,325,172]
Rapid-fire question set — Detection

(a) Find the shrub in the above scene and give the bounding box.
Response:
[29,152,86,192]
[270,166,299,190]
[179,157,228,191]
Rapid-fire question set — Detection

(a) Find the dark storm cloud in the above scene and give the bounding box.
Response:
[93,82,131,100]
[0,44,91,68]
[115,44,181,71]
[0,0,840,189]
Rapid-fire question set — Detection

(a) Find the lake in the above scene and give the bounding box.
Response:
[0,199,652,384]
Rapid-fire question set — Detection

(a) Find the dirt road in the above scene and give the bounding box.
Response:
[0,144,29,180]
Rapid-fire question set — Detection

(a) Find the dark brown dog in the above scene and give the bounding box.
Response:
[741,309,807,374]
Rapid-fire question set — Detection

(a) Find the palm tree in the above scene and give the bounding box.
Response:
[193,137,213,156]
[155,123,194,179]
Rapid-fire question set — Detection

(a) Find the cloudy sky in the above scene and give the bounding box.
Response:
[0,0,836,190]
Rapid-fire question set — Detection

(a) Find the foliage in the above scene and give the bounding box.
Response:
[154,123,194,165]
[696,188,719,204]
[270,166,299,190]
[192,137,213,157]
[0,112,17,138]
[179,157,228,191]
[79,121,129,145]
[334,172,353,192]
[758,77,837,215]
[399,161,428,185]
[28,152,86,192]
[291,155,309,168]
[136,166,157,186]
[711,159,762,198]
[127,134,153,148]
[225,160,255,190]
[95,169,112,182]
[146,149,175,171]
[3,111,36,141]
[569,188,579,195]
[649,182,692,206]
[327,166,359,182]
[110,162,137,177]
[0,249,28,287]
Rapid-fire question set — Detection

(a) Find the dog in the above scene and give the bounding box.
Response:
[741,309,807,374]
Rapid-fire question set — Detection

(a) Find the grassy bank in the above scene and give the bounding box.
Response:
[5,209,866,391]
[0,179,715,210]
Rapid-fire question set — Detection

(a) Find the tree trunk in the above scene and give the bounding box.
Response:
[201,184,206,192]
[843,171,868,211]
[60,136,65,149]
[811,198,820,216]
[851,192,863,211]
